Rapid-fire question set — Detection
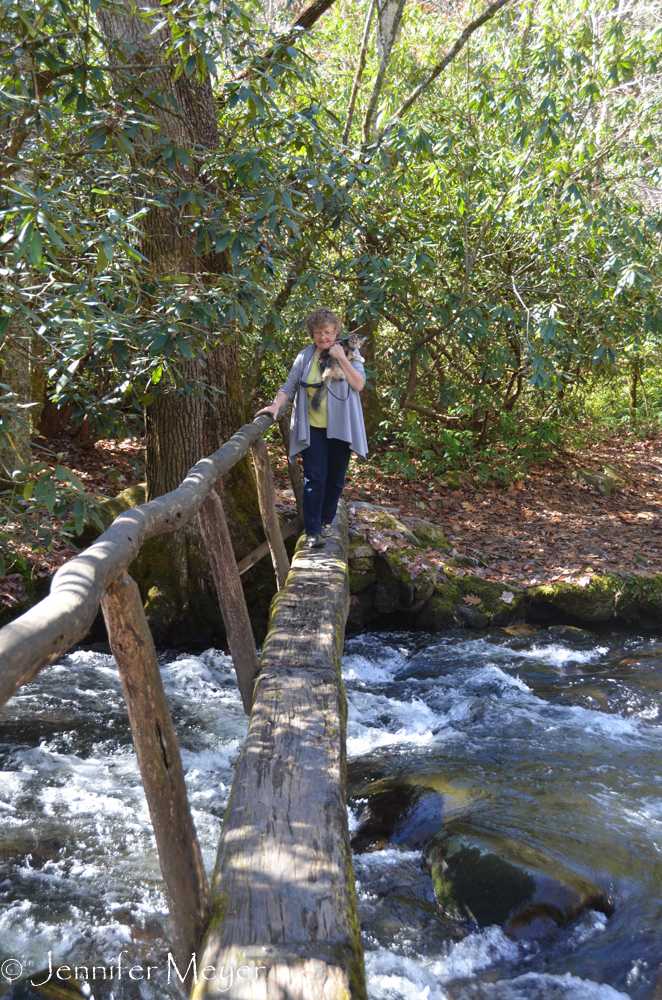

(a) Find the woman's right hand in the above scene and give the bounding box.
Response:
[255,402,281,420]
[255,391,287,421]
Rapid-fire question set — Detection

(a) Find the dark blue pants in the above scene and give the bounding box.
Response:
[301,427,351,535]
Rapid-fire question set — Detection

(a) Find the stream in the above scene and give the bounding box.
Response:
[1,625,662,999]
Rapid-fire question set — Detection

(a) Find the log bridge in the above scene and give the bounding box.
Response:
[0,409,366,1000]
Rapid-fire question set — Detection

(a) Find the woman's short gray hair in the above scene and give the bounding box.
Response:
[306,308,342,339]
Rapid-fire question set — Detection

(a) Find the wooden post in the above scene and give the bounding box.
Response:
[100,571,209,988]
[251,436,290,589]
[198,488,260,715]
[279,414,305,534]
[192,503,367,1000]
[236,516,299,576]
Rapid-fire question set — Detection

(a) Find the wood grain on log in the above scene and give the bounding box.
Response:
[198,489,260,715]
[237,516,299,576]
[251,437,290,590]
[100,572,209,984]
[278,415,305,534]
[192,503,367,1000]
[0,408,286,712]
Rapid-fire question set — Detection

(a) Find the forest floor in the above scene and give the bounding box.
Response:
[3,428,662,610]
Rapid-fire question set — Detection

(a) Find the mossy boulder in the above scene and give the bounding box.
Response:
[414,593,457,629]
[404,517,452,552]
[571,469,618,496]
[349,568,376,593]
[456,605,489,628]
[75,482,147,548]
[352,510,419,546]
[526,572,662,628]
[376,550,437,611]
[412,575,526,630]
[426,823,611,940]
[440,470,463,490]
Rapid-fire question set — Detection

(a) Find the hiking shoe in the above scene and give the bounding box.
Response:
[305,533,325,549]
[321,522,333,537]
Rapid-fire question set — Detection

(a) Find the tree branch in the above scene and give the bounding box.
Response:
[402,402,462,423]
[232,0,339,85]
[376,0,518,140]
[342,0,377,145]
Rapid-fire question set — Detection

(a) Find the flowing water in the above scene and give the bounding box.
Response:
[1,626,662,999]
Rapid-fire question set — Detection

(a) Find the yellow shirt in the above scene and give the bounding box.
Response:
[307,353,327,428]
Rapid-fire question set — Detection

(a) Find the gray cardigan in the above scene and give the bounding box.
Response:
[278,343,369,459]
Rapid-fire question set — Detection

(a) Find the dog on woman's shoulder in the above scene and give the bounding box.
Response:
[311,333,366,411]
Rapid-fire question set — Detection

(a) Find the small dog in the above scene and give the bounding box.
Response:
[311,334,366,410]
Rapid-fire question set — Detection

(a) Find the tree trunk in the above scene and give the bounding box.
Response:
[351,319,385,439]
[630,359,639,425]
[0,316,32,482]
[98,2,264,636]
[376,0,403,58]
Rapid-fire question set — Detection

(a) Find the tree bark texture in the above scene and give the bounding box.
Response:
[375,0,403,58]
[251,437,290,589]
[100,571,209,984]
[98,2,264,633]
[351,318,385,439]
[0,315,32,481]
[0,408,284,712]
[192,503,367,1000]
[197,489,260,714]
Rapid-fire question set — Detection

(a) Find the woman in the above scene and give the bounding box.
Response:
[256,307,368,549]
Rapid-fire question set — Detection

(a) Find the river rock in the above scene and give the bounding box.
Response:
[351,783,445,852]
[378,550,436,611]
[349,556,374,573]
[426,824,611,941]
[353,851,458,958]
[349,544,374,561]
[456,604,489,628]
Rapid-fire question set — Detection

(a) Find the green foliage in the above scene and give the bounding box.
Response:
[1,0,662,570]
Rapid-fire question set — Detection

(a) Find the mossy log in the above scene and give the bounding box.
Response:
[193,502,367,1000]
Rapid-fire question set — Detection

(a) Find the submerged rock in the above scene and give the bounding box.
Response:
[426,824,612,941]
[351,783,444,853]
[6,974,92,1000]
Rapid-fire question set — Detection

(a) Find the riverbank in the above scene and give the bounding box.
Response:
[2,429,661,632]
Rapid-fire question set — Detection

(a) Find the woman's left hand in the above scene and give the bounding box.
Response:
[328,343,346,360]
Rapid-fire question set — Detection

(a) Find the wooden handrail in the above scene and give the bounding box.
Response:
[0,408,285,712]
